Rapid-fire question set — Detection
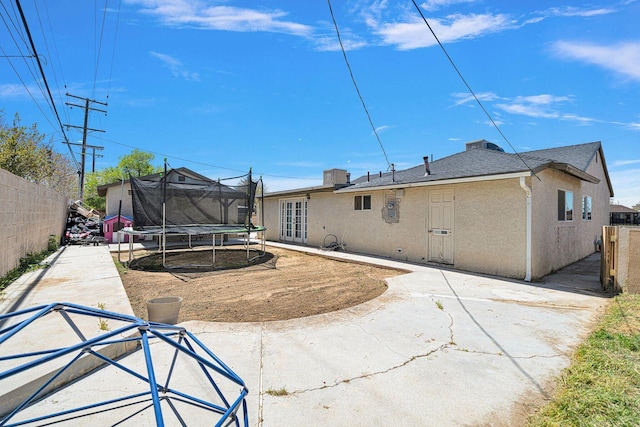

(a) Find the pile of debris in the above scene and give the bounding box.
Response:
[64,200,106,245]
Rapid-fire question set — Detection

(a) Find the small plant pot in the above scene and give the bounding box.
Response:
[146,297,183,324]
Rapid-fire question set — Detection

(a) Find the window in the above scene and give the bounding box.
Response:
[582,196,592,220]
[354,195,371,210]
[558,190,573,221]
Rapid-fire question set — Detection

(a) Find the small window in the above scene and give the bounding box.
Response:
[582,196,592,220]
[558,190,573,221]
[354,195,371,211]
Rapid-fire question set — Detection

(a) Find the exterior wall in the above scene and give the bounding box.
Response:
[0,168,68,278]
[264,177,529,279]
[530,153,610,278]
[618,227,640,293]
[453,179,526,278]
[105,183,133,218]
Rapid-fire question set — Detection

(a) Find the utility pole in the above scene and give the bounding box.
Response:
[66,142,104,172]
[64,94,107,199]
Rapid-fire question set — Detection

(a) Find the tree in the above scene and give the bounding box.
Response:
[633,201,640,211]
[83,149,162,212]
[0,111,78,199]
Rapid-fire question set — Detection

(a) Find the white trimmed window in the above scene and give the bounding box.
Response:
[354,195,372,211]
[582,196,592,220]
[558,190,573,221]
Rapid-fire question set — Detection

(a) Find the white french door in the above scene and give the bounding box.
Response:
[280,198,307,243]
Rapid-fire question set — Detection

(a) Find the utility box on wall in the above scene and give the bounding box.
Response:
[383,195,399,223]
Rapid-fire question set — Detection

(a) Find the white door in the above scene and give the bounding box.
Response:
[280,198,306,243]
[428,189,454,264]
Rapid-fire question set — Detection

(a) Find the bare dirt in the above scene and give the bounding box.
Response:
[117,246,406,323]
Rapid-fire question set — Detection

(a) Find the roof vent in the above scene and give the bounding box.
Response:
[465,139,505,152]
[323,169,348,186]
[423,156,431,176]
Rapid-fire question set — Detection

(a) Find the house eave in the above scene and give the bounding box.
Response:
[334,171,533,193]
[542,162,600,184]
[264,184,345,198]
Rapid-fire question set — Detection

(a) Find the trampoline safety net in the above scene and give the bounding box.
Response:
[130,169,258,230]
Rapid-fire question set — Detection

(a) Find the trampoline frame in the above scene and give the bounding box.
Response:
[119,225,266,269]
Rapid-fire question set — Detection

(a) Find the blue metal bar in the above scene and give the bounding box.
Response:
[88,348,152,384]
[0,303,56,346]
[162,333,183,391]
[61,302,143,323]
[58,309,87,341]
[0,351,84,427]
[149,328,242,385]
[140,329,165,426]
[165,389,229,415]
[215,388,249,427]
[2,391,152,427]
[242,396,249,427]
[182,336,231,408]
[185,330,245,384]
[0,303,50,321]
[0,323,139,381]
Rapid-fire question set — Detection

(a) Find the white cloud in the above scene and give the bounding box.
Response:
[313,34,368,52]
[376,13,515,50]
[613,159,640,166]
[450,91,500,107]
[128,0,313,36]
[496,96,596,124]
[0,83,33,99]
[552,41,640,81]
[546,6,616,17]
[609,168,640,207]
[149,51,200,81]
[420,0,478,12]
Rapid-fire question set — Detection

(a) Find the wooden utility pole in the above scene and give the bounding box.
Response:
[64,94,107,199]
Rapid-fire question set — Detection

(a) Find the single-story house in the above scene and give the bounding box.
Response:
[261,140,614,281]
[610,204,640,225]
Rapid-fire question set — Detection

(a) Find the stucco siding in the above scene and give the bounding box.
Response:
[308,190,427,262]
[453,179,526,278]
[105,183,133,218]
[264,178,529,279]
[531,154,610,278]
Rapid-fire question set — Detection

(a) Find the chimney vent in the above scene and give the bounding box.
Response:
[423,156,431,176]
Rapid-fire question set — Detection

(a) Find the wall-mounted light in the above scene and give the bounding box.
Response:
[306,193,310,200]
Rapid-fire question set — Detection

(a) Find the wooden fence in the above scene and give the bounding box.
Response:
[600,226,618,291]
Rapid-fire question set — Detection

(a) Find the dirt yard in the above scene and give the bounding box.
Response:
[117,246,406,323]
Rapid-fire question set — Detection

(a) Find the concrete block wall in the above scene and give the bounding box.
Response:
[0,168,69,278]
[618,227,640,293]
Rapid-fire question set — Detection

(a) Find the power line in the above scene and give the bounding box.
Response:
[98,136,320,181]
[327,0,391,170]
[410,0,539,180]
[14,0,77,170]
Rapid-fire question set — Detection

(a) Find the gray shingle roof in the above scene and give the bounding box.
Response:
[345,141,602,190]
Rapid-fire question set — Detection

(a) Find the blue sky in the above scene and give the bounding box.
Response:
[1,0,639,206]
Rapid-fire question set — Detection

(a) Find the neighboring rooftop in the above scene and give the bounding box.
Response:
[610,204,639,213]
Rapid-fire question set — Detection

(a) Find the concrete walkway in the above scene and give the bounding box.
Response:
[0,243,610,426]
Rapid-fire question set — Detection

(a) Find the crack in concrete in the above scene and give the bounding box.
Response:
[275,282,462,397]
[288,343,452,396]
[451,347,565,360]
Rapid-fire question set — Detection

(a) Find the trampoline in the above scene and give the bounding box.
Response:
[118,165,266,268]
